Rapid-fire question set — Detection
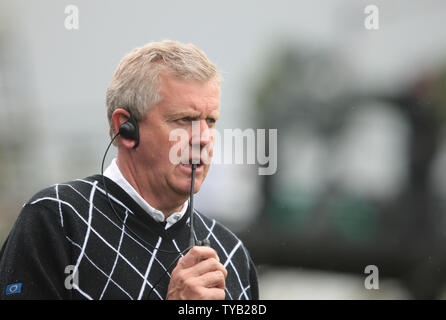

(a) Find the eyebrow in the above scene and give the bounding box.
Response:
[165,110,220,121]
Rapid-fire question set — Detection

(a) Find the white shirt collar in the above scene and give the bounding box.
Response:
[103,158,188,229]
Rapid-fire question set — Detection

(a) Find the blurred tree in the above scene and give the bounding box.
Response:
[243,44,446,299]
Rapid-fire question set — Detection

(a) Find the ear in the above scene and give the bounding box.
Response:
[111,108,137,149]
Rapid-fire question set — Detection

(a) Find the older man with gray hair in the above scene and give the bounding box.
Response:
[0,40,259,300]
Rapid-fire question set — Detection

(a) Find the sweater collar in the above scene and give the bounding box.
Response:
[103,158,188,229]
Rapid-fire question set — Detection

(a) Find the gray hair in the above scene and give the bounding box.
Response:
[106,40,221,139]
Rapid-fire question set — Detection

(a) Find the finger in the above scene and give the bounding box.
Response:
[197,270,226,289]
[178,246,219,269]
[200,287,226,300]
[187,258,228,279]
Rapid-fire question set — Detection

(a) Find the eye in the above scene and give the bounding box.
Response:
[178,117,194,123]
[206,118,216,125]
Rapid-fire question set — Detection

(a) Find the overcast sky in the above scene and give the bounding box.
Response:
[1,0,446,228]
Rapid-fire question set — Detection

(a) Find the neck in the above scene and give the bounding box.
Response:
[116,153,186,218]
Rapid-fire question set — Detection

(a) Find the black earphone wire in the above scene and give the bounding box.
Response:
[101,132,207,299]
[144,164,201,299]
[100,132,190,255]
[188,163,197,247]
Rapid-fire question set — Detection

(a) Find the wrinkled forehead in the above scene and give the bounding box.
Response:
[158,74,221,116]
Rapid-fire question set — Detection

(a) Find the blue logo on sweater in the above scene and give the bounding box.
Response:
[6,283,22,295]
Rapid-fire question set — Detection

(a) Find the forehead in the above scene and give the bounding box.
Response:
[157,73,220,116]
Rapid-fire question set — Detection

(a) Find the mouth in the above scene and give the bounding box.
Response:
[178,159,205,174]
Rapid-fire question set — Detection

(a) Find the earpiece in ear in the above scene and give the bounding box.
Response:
[118,113,140,149]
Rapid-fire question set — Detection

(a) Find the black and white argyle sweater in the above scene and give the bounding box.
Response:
[0,175,259,300]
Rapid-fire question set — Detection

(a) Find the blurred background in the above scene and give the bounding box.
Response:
[1,0,446,299]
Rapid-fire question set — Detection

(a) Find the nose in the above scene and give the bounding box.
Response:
[190,120,213,164]
[191,120,211,148]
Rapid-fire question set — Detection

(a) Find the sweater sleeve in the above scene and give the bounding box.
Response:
[0,203,72,299]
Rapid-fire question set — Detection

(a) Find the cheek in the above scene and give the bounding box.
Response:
[147,125,183,159]
[168,138,191,164]
[200,142,214,165]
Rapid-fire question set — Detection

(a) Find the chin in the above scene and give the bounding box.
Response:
[170,168,206,196]
[193,181,202,193]
[170,179,198,196]
[178,180,203,198]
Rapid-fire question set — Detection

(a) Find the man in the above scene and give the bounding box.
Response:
[0,40,259,300]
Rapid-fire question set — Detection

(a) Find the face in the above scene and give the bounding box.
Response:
[134,73,220,198]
